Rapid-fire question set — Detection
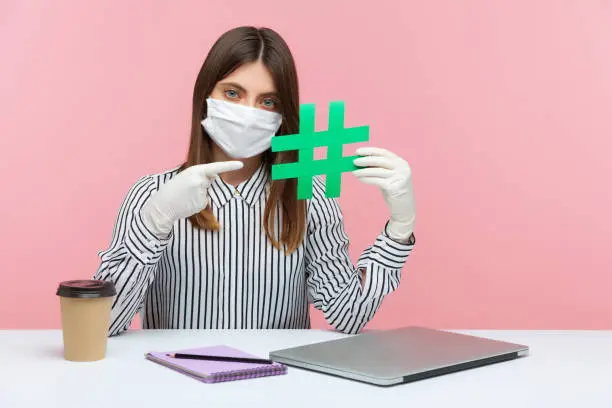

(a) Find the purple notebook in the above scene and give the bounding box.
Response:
[145,345,287,383]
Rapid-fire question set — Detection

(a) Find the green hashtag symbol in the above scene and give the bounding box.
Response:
[270,101,370,200]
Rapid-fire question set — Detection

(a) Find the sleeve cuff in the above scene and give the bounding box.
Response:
[357,227,414,270]
[124,211,173,266]
[384,220,415,245]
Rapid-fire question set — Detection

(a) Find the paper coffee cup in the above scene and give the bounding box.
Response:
[56,280,116,362]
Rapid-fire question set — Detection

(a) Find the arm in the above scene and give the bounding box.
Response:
[304,178,415,334]
[93,175,173,336]
[94,161,243,336]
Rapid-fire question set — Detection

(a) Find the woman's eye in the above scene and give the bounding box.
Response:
[224,89,239,99]
[262,98,277,109]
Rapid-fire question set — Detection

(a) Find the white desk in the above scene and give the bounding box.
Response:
[1,329,610,407]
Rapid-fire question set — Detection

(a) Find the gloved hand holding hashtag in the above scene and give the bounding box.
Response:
[352,147,416,243]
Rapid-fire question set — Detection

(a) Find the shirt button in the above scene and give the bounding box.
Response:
[234,190,240,196]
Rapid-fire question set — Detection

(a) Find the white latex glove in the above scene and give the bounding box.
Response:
[140,161,243,238]
[353,147,415,242]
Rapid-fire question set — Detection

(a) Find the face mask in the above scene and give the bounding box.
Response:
[201,97,282,159]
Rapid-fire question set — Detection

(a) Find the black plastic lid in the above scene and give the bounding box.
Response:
[56,280,116,298]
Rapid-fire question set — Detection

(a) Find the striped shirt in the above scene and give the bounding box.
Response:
[93,164,415,336]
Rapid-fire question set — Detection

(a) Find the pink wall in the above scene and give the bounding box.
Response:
[2,1,611,330]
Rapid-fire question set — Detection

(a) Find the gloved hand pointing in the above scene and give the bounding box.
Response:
[140,161,244,238]
[353,147,415,243]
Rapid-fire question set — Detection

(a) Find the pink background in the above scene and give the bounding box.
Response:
[2,1,611,330]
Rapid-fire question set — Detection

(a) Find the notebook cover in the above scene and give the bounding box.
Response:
[145,345,287,383]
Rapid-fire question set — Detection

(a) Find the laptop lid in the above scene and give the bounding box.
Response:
[269,326,529,386]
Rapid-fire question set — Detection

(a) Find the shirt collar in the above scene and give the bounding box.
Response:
[208,163,269,209]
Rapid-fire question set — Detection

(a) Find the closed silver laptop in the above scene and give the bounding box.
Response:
[269,326,529,386]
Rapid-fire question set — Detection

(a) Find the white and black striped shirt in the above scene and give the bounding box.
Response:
[94,164,415,336]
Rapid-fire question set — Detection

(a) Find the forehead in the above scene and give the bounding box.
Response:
[219,60,277,94]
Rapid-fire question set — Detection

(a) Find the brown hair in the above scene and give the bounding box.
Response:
[178,26,305,253]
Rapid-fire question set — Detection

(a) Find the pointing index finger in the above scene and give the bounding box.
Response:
[197,161,244,176]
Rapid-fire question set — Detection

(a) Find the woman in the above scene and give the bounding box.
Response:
[94,26,416,336]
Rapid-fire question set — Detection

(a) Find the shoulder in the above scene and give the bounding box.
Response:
[146,165,182,188]
[123,165,181,201]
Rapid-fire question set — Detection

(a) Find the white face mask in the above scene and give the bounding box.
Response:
[201,97,282,159]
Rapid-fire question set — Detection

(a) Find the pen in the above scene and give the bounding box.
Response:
[166,352,274,364]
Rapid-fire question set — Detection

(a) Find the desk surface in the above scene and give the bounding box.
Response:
[1,329,610,407]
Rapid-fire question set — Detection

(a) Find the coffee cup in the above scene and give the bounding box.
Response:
[56,279,116,362]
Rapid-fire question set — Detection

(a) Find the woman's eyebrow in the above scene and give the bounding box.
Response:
[259,91,279,98]
[218,81,247,93]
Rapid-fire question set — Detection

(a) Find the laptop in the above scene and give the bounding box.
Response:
[268,326,529,386]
